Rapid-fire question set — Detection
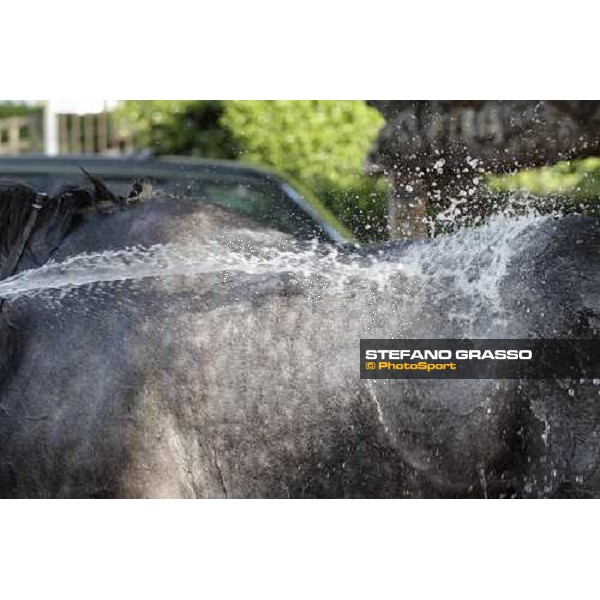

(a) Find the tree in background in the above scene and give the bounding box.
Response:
[221,101,386,240]
[369,101,600,239]
[116,101,237,159]
[116,100,387,241]
[0,103,42,119]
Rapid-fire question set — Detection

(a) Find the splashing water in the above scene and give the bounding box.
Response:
[0,238,408,301]
[0,214,549,338]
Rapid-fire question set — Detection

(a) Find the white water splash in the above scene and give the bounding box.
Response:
[0,215,548,311]
[0,238,406,302]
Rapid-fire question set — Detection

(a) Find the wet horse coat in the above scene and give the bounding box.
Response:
[0,180,599,497]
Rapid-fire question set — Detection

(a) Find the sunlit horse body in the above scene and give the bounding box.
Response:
[0,179,598,498]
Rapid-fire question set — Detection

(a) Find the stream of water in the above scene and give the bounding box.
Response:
[0,214,546,311]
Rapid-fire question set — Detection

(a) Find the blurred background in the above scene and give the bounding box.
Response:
[1,100,599,243]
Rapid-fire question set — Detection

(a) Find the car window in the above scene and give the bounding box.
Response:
[165,177,329,241]
[197,181,329,241]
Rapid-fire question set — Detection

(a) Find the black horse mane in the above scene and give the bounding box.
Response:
[0,172,143,272]
[0,172,143,385]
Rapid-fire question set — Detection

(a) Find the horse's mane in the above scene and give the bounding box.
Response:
[0,173,141,273]
[0,173,137,384]
[0,179,91,262]
[0,180,39,260]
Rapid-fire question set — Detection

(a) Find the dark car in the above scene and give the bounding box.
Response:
[0,155,354,244]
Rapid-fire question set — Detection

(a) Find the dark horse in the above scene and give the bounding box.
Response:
[0,177,599,498]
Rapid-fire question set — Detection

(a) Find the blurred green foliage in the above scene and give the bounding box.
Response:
[222,101,387,241]
[115,101,237,158]
[488,157,600,206]
[221,101,382,187]
[116,100,387,241]
[423,157,600,237]
[0,103,41,119]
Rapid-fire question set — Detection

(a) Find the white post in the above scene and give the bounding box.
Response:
[43,100,59,156]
